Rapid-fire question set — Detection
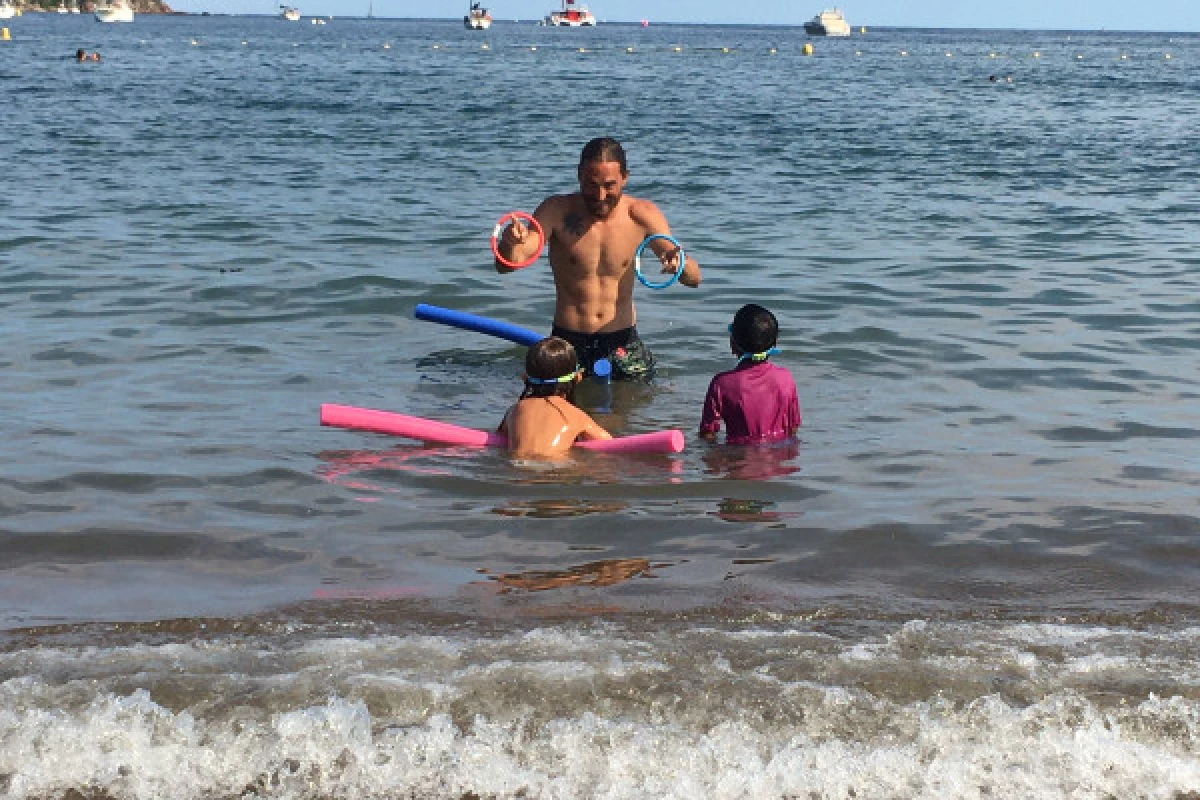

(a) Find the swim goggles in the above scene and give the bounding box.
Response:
[738,347,780,364]
[524,368,583,386]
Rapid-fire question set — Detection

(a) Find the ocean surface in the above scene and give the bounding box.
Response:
[2,12,1200,798]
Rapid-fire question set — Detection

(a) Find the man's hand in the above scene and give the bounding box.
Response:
[658,246,682,274]
[494,213,543,273]
[502,216,530,249]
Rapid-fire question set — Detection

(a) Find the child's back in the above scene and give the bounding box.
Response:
[500,336,612,459]
[502,395,609,459]
[701,360,799,443]
[701,304,801,444]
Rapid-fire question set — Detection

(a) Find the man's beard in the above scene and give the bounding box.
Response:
[585,194,620,218]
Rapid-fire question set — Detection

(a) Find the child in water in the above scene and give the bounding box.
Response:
[700,304,801,443]
[499,336,612,458]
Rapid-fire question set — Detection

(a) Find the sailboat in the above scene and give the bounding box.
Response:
[464,0,491,29]
[280,4,301,21]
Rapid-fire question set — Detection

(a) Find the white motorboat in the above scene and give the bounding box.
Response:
[94,0,134,23]
[280,4,300,21]
[544,0,595,26]
[464,0,491,29]
[803,8,851,36]
[58,2,70,14]
[0,1,17,21]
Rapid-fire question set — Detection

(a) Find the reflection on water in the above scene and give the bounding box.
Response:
[316,444,683,493]
[477,558,658,592]
[710,498,794,524]
[492,498,627,518]
[315,447,458,492]
[702,439,801,481]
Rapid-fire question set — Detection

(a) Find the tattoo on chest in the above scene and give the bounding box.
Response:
[563,212,586,237]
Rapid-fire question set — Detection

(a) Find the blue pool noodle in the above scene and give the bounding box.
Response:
[414,303,542,347]
[414,303,612,379]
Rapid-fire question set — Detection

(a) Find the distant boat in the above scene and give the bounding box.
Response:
[464,0,491,29]
[57,1,69,13]
[543,0,595,26]
[0,1,18,20]
[94,0,134,23]
[803,8,851,36]
[280,4,301,21]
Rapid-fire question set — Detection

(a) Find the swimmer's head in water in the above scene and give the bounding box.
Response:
[522,336,581,400]
[730,304,779,359]
[578,137,628,220]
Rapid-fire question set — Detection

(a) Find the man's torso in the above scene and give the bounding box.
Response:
[544,194,650,334]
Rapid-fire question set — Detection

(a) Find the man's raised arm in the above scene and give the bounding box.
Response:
[494,201,552,274]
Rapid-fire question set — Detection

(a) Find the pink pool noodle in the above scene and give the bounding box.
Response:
[320,404,684,454]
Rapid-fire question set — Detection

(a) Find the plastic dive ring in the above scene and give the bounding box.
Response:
[491,211,545,270]
[634,234,686,289]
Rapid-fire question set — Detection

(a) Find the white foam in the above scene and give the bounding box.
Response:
[6,620,1200,797]
[4,689,1200,799]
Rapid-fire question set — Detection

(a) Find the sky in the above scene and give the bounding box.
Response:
[167,1,1200,32]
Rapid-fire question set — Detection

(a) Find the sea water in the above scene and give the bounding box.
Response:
[1,14,1199,799]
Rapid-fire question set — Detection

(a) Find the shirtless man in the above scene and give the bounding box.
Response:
[494,137,701,381]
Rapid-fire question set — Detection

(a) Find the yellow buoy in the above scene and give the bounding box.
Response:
[1033,51,1040,58]
[1,27,9,41]
[860,26,866,33]
[802,42,813,55]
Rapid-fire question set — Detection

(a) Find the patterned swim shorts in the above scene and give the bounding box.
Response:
[550,325,656,382]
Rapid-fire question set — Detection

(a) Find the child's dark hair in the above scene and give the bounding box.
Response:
[522,336,579,401]
[730,304,779,355]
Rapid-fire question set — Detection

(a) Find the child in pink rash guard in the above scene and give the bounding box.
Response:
[700,304,801,444]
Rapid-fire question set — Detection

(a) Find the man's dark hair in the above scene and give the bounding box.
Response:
[730,304,779,355]
[522,336,579,400]
[579,137,627,174]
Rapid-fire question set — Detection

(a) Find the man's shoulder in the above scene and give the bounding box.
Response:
[541,192,580,210]
[624,195,659,220]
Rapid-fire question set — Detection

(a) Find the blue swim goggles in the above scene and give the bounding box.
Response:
[738,347,780,364]
[525,368,583,386]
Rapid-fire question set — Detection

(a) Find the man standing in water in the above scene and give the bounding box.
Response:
[494,137,701,381]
